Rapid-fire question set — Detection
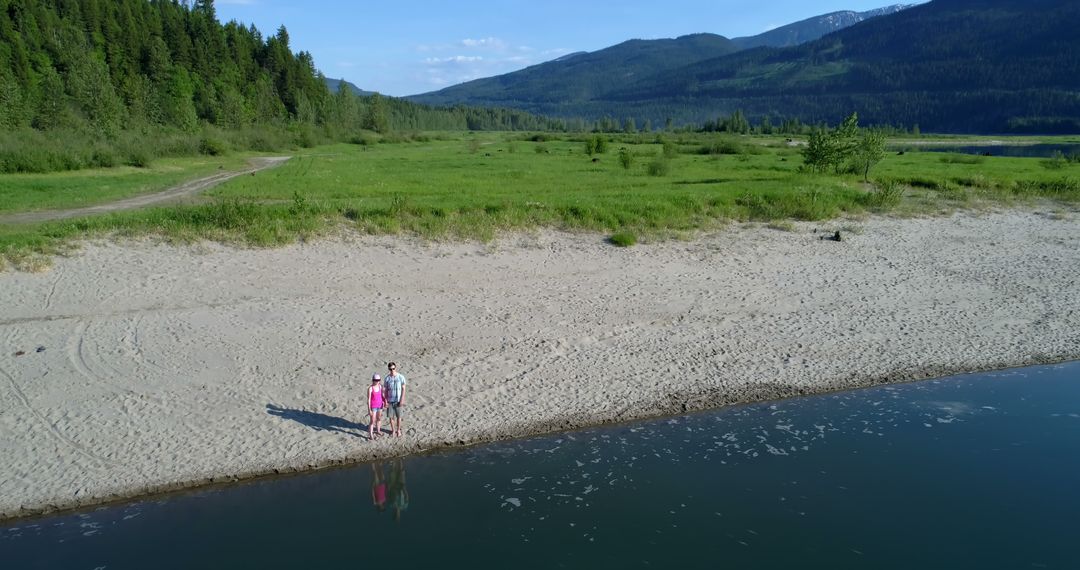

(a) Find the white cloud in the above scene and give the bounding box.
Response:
[425,55,484,64]
[413,37,573,90]
[461,37,507,49]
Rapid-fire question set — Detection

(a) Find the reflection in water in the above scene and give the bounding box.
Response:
[3,362,1078,569]
[370,460,408,521]
[371,463,387,512]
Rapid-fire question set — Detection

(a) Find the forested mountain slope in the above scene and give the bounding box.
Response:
[412,0,1080,133]
[608,0,1080,132]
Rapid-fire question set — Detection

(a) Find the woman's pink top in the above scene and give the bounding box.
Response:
[369,384,384,408]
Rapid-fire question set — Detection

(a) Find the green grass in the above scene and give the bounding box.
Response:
[608,232,638,247]
[1,132,1077,270]
[0,154,253,214]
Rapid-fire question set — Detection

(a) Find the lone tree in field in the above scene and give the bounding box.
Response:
[802,112,884,178]
[853,129,887,182]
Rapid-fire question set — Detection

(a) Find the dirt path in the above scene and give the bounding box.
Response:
[0,156,291,225]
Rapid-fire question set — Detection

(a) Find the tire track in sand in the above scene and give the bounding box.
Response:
[0,365,118,469]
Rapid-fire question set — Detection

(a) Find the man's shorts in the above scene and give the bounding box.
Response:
[385,401,403,419]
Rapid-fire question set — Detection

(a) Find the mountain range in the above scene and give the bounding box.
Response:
[407,0,1080,133]
[730,4,917,49]
[408,4,915,109]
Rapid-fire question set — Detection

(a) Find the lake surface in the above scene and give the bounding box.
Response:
[4,362,1079,569]
[910,143,1080,158]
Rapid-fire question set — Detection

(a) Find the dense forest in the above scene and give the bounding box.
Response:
[0,0,563,172]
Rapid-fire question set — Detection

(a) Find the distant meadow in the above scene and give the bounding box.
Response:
[2,131,1077,270]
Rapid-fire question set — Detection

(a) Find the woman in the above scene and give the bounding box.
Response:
[368,373,384,440]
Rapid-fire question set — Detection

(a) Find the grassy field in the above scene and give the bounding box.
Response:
[0,154,255,214]
[1,132,1077,270]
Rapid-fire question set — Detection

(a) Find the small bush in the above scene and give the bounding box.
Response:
[608,232,637,247]
[199,136,229,156]
[867,178,904,209]
[1014,178,1079,200]
[126,148,153,168]
[904,177,945,190]
[662,139,678,158]
[618,148,634,170]
[349,132,378,146]
[699,139,743,155]
[646,158,670,177]
[289,191,308,216]
[468,139,481,154]
[1041,151,1068,170]
[91,146,119,168]
[293,126,319,149]
[939,154,985,165]
[937,180,968,201]
[585,135,608,156]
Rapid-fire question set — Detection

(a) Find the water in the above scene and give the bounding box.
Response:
[4,362,1079,569]
[910,143,1080,158]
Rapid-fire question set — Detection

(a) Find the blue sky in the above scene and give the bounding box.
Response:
[215,0,909,96]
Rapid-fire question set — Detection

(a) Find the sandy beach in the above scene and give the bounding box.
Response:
[2,211,1079,520]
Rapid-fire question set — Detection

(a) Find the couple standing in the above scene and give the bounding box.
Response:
[368,362,406,440]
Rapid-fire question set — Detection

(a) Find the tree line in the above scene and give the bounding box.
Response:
[0,0,566,172]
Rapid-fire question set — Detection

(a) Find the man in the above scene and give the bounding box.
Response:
[383,362,407,437]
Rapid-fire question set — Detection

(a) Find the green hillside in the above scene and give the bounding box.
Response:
[411,0,1080,133]
[613,0,1080,132]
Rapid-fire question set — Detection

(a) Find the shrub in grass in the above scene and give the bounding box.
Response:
[646,158,670,177]
[950,174,992,189]
[293,125,319,148]
[289,191,308,216]
[903,176,945,190]
[618,148,634,170]
[699,139,742,155]
[867,178,904,209]
[608,232,637,247]
[585,135,608,156]
[937,180,969,202]
[468,139,481,154]
[91,146,119,168]
[1014,178,1079,200]
[126,148,153,168]
[199,135,229,156]
[939,154,985,165]
[349,132,378,145]
[534,143,547,154]
[662,139,678,158]
[1041,151,1068,170]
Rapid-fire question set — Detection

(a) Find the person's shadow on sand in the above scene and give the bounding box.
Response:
[266,404,366,437]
